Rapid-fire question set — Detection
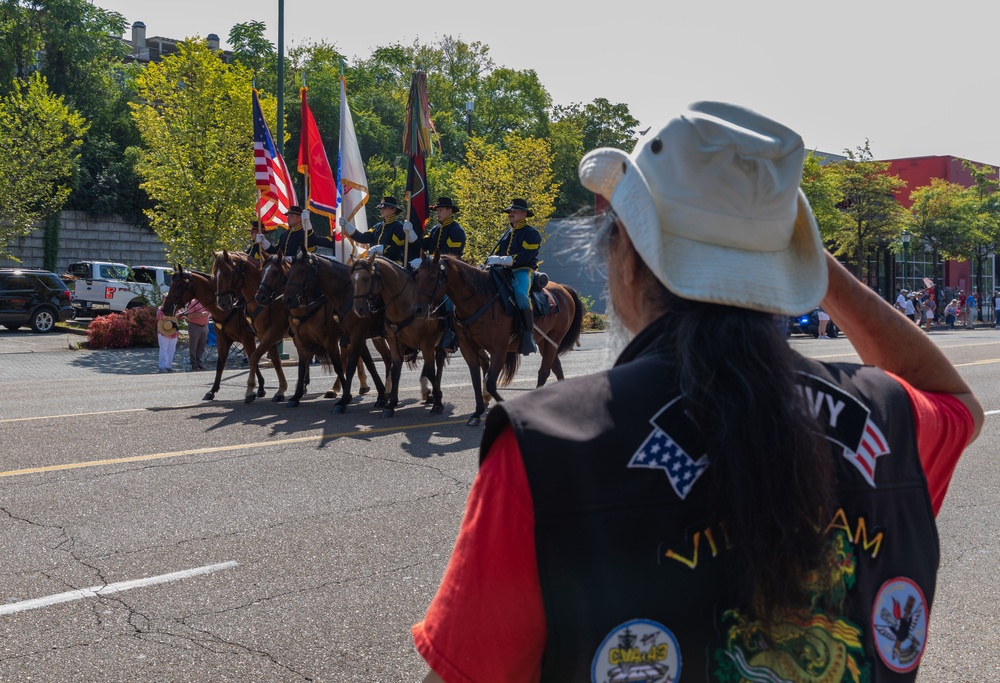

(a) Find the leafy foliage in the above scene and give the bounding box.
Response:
[130,40,263,270]
[86,305,156,348]
[0,73,87,260]
[452,134,558,264]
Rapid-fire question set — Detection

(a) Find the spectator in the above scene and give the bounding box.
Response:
[922,294,936,331]
[412,101,982,683]
[904,292,918,324]
[184,298,210,370]
[965,290,976,328]
[995,291,1000,330]
[817,307,831,336]
[895,288,908,311]
[156,305,182,373]
[945,299,959,330]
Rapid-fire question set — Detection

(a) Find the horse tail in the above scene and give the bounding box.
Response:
[558,286,585,356]
[498,351,521,387]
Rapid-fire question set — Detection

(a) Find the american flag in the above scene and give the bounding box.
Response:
[252,89,296,228]
[628,396,710,500]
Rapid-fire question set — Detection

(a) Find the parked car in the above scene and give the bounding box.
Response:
[0,268,75,333]
[788,307,839,338]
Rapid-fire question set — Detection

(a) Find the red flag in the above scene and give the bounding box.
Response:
[252,89,296,228]
[298,87,338,222]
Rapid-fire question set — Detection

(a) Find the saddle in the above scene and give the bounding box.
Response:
[489,267,557,318]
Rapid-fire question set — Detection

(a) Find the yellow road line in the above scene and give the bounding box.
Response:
[0,420,467,478]
[0,408,148,424]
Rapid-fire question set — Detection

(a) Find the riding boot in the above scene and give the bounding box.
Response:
[518,308,536,356]
[438,313,458,354]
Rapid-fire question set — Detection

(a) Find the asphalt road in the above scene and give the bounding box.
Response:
[0,326,997,682]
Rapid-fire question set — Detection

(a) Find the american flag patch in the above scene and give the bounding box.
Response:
[797,372,892,488]
[628,396,709,500]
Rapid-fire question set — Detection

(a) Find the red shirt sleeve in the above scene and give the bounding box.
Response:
[886,372,974,515]
[413,427,546,683]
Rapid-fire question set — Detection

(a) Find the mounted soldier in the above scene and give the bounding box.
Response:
[340,196,417,265]
[410,197,466,354]
[485,198,542,355]
[274,205,336,259]
[246,220,272,263]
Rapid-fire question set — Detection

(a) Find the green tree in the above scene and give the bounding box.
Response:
[961,160,1000,313]
[906,179,973,287]
[0,0,144,222]
[452,134,558,264]
[0,73,87,261]
[824,140,906,285]
[228,20,275,84]
[130,39,263,270]
[550,98,639,215]
[800,152,848,243]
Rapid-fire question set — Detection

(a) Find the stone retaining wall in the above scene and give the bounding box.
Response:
[1,211,168,272]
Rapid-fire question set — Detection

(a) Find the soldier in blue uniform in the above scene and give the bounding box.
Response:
[274,206,336,259]
[409,197,466,353]
[340,197,417,265]
[485,198,542,355]
[246,220,271,262]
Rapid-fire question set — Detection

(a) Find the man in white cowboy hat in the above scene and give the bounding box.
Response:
[413,102,982,682]
[340,196,417,265]
[485,198,542,355]
[411,197,467,353]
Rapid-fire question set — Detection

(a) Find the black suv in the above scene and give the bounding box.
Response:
[0,268,74,333]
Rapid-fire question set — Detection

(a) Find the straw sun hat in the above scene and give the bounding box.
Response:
[578,101,827,316]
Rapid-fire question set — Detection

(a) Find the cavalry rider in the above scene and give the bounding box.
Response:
[410,197,466,354]
[340,196,417,265]
[485,198,542,355]
[246,220,271,262]
[273,205,336,259]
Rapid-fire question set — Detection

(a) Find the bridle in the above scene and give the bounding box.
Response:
[256,257,287,306]
[414,262,448,317]
[215,256,247,310]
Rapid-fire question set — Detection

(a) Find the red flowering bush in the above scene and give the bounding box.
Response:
[86,306,158,349]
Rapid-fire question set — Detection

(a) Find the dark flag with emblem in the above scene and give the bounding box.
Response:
[403,71,431,245]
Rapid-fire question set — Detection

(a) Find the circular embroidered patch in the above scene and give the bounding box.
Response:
[871,577,929,673]
[591,618,681,683]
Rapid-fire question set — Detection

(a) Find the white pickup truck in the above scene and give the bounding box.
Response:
[63,261,172,315]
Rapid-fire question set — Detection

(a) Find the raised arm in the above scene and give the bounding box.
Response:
[821,252,983,442]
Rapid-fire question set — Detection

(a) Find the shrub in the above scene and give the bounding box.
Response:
[86,305,158,349]
[583,311,607,331]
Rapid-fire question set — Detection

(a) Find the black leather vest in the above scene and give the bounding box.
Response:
[481,316,937,682]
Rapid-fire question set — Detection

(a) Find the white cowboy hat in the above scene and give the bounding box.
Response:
[578,101,827,316]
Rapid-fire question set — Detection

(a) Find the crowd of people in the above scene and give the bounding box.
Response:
[894,285,999,331]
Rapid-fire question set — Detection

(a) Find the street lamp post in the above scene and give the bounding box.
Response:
[902,229,911,291]
[466,100,474,137]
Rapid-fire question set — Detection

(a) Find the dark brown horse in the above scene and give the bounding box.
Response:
[255,253,348,408]
[351,255,447,418]
[161,266,267,401]
[212,250,289,404]
[412,254,583,426]
[282,251,394,413]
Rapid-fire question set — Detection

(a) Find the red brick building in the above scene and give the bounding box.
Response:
[883,155,997,300]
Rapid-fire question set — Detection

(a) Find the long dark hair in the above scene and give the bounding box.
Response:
[603,217,835,619]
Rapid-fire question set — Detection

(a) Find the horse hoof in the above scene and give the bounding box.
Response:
[244,394,257,404]
[430,404,444,415]
[271,394,284,403]
[467,417,481,427]
[332,404,347,414]
[374,399,387,409]
[381,409,395,418]
[359,385,371,395]
[287,399,300,408]
[202,392,215,401]
[257,389,266,398]
[324,390,337,399]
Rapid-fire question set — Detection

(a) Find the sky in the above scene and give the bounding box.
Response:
[96,0,1000,166]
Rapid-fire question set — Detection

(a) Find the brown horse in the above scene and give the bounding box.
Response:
[212,250,289,404]
[282,251,394,413]
[351,255,447,417]
[412,254,583,426]
[161,266,267,401]
[255,253,349,408]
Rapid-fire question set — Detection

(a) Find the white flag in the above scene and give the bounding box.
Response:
[337,75,369,263]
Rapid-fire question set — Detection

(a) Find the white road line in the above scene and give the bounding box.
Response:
[986,410,1000,417]
[0,560,238,616]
